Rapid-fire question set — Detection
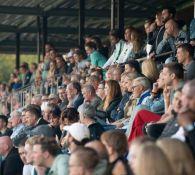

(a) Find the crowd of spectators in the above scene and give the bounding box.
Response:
[0,5,195,175]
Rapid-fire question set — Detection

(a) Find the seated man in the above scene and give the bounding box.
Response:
[66,82,84,109]
[32,136,69,175]
[176,43,195,80]
[156,19,188,63]
[81,84,102,109]
[79,103,104,140]
[0,136,23,175]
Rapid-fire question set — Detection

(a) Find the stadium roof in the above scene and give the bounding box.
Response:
[0,0,193,54]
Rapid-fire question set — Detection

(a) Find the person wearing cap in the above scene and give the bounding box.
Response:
[63,122,90,153]
[9,110,25,140]
[78,103,104,140]
[20,62,32,86]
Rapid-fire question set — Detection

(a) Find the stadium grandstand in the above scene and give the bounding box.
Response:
[0,0,195,175]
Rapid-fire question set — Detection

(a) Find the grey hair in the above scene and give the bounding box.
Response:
[78,103,95,119]
[82,84,96,95]
[10,110,22,118]
[134,77,151,90]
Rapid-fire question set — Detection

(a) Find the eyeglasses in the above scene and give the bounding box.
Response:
[131,84,140,90]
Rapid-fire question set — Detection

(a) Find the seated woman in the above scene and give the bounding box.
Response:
[101,130,133,175]
[141,59,159,84]
[96,80,122,122]
[128,89,181,143]
[111,72,139,121]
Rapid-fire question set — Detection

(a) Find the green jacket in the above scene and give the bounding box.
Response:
[90,51,107,68]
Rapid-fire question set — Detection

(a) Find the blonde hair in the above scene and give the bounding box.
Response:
[131,29,142,53]
[157,138,195,175]
[141,59,159,83]
[48,60,57,79]
[103,80,122,110]
[134,143,173,175]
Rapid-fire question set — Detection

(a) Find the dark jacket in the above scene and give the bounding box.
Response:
[0,147,23,175]
[185,127,195,156]
[110,92,131,121]
[96,96,122,121]
[0,128,12,137]
[36,117,49,126]
[88,122,104,140]
[73,93,84,109]
[22,71,32,86]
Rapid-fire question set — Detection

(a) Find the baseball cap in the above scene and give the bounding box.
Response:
[63,122,90,142]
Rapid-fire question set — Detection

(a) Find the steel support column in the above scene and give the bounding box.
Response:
[37,15,41,62]
[111,0,116,30]
[78,0,85,48]
[117,0,124,34]
[194,0,195,18]
[16,33,20,69]
[42,15,48,56]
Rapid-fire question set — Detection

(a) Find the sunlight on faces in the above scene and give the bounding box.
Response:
[24,143,34,164]
[32,144,46,167]
[181,84,195,112]
[162,67,173,86]
[131,80,144,99]
[172,91,182,113]
[176,47,187,64]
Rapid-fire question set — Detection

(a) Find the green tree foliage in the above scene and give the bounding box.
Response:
[0,54,37,82]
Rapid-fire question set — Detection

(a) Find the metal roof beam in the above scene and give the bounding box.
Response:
[0,6,43,16]
[47,8,150,18]
[0,25,109,35]
[0,6,150,18]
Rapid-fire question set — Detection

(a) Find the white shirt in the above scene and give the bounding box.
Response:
[103,40,125,68]
[116,42,133,64]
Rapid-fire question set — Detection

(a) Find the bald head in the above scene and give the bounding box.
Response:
[0,136,13,156]
[85,140,108,160]
[165,19,178,37]
[181,80,195,112]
